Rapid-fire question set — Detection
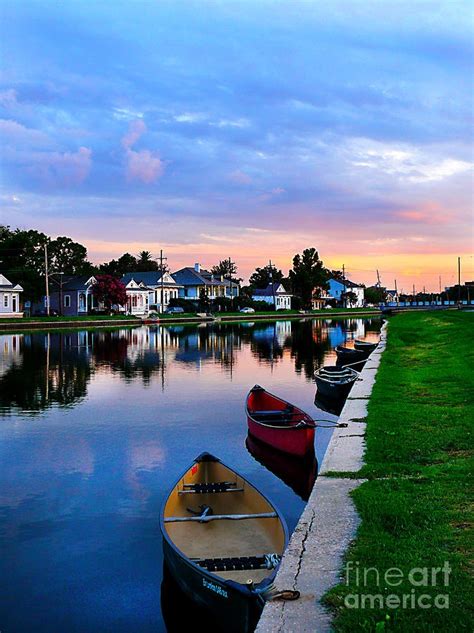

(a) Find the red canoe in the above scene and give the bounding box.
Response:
[245,385,315,456]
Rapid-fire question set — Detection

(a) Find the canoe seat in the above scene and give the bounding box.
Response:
[179,482,244,495]
[194,553,281,572]
[251,408,298,425]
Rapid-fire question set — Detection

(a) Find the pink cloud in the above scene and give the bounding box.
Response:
[0,118,50,146]
[121,119,147,149]
[121,119,164,183]
[125,147,164,183]
[28,146,92,186]
[395,208,448,224]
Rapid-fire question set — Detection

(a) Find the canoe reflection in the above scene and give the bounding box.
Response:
[246,433,317,502]
[314,391,345,416]
[161,562,228,633]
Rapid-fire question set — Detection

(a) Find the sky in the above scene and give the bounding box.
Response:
[1,0,473,291]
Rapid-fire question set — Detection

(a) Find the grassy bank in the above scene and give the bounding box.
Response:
[324,311,473,631]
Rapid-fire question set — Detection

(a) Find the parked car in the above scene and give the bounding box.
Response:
[239,307,255,314]
[166,306,185,314]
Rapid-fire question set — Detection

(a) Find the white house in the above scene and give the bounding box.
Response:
[121,272,182,313]
[0,274,23,318]
[252,283,292,310]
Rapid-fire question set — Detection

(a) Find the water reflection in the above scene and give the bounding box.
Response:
[0,317,380,633]
[0,318,380,415]
[246,433,317,501]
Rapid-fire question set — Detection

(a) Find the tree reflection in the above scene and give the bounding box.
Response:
[0,332,92,413]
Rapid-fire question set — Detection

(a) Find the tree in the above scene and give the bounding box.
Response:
[198,288,210,312]
[364,286,386,305]
[136,250,159,272]
[289,248,328,309]
[249,264,284,289]
[49,236,92,275]
[99,253,138,277]
[211,259,241,281]
[341,291,358,307]
[91,275,128,310]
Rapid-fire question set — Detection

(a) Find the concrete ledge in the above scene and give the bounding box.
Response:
[256,320,388,632]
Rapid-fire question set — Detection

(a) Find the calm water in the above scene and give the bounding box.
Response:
[0,317,380,632]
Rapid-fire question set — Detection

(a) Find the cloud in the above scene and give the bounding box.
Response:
[121,119,147,149]
[0,118,50,146]
[0,89,18,108]
[121,119,165,183]
[348,138,472,183]
[27,146,92,186]
[229,169,252,184]
[125,148,164,183]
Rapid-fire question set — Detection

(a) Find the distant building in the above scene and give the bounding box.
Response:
[0,274,23,318]
[172,263,239,301]
[252,283,292,310]
[328,278,365,307]
[121,272,182,313]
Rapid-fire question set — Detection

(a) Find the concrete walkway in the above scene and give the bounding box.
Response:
[256,323,388,633]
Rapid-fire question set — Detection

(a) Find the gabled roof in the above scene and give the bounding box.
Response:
[172,267,230,287]
[51,275,96,291]
[0,273,23,291]
[252,283,291,296]
[121,271,181,287]
[329,277,363,289]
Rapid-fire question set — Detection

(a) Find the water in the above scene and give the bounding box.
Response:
[0,317,380,632]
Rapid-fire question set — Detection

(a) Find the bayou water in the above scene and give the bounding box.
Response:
[0,316,380,632]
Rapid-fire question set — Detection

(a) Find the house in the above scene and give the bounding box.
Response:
[328,278,365,308]
[0,274,23,318]
[45,275,98,316]
[121,271,182,313]
[312,287,333,310]
[172,263,239,302]
[121,278,151,316]
[384,289,399,304]
[252,283,292,310]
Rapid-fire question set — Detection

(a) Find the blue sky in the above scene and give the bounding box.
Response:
[1,1,472,288]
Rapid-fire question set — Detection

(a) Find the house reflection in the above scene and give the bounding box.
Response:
[0,317,381,414]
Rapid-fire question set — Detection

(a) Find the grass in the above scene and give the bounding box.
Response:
[323,311,473,632]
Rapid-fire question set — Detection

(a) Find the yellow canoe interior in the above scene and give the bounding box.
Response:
[163,459,286,584]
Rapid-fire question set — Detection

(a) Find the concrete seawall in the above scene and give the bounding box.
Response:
[256,322,388,633]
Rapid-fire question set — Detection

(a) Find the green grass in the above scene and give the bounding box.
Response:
[323,311,473,632]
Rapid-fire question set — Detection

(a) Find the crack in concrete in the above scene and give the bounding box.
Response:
[293,507,316,591]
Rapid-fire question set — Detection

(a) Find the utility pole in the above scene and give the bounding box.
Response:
[394,279,398,304]
[376,269,381,287]
[44,243,50,316]
[159,249,167,313]
[269,259,276,309]
[458,257,461,303]
[342,264,346,308]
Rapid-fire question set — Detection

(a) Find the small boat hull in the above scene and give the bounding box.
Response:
[335,345,368,367]
[354,339,378,352]
[160,452,288,633]
[246,386,315,456]
[162,539,260,633]
[314,365,358,400]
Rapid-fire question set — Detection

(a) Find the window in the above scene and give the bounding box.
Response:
[64,294,71,308]
[3,294,8,308]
